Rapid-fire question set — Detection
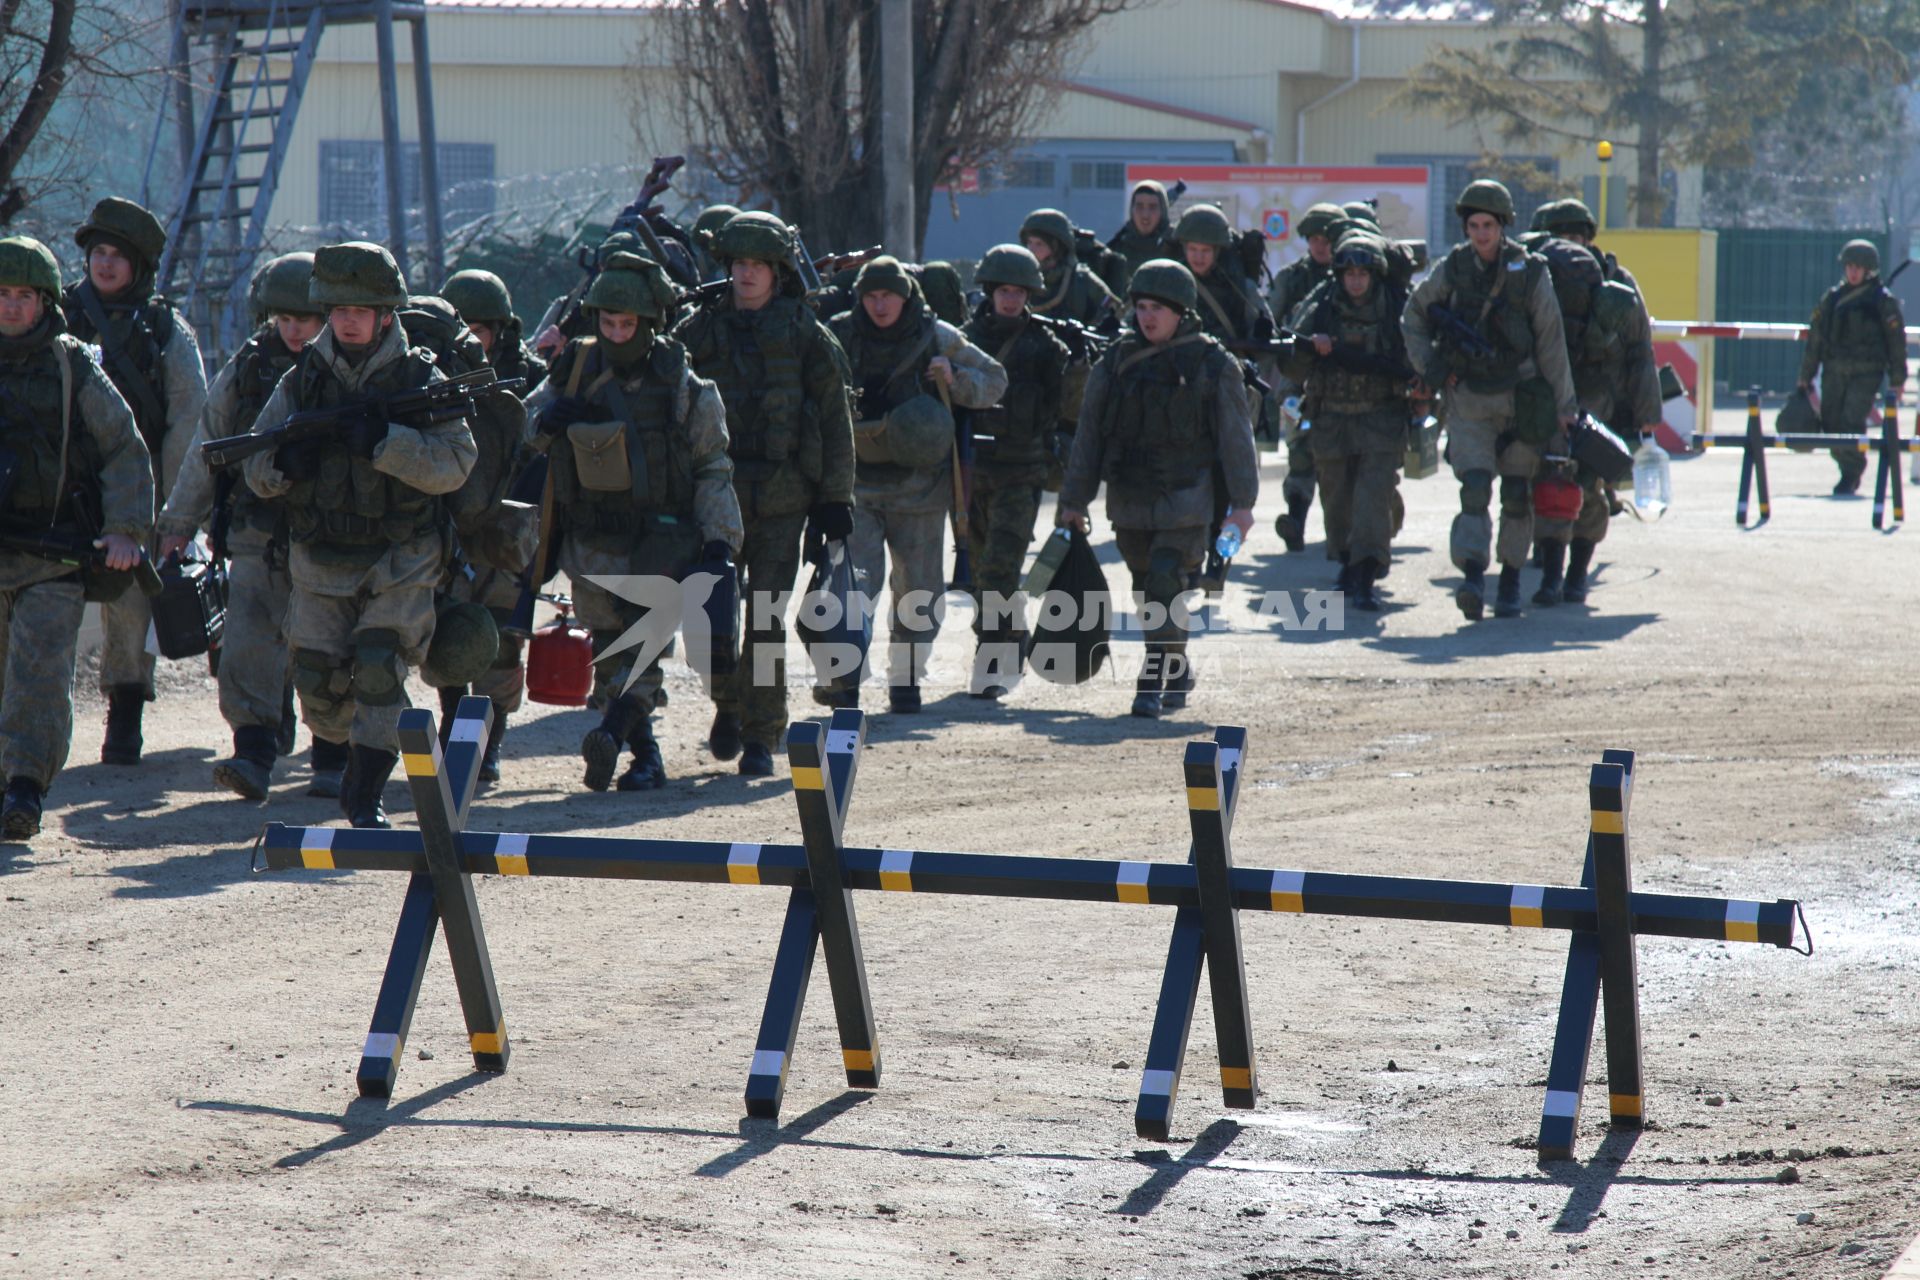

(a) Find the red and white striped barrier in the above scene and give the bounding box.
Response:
[1651,320,1920,343]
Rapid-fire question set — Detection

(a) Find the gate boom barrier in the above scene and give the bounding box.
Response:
[1652,319,1920,345]
[1696,388,1905,530]
[259,698,1806,1160]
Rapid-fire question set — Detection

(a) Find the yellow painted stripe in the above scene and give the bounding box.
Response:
[1117,882,1150,905]
[471,1026,506,1056]
[301,848,336,870]
[1186,786,1220,812]
[1510,906,1544,929]
[1220,1066,1253,1092]
[842,1047,875,1073]
[1726,920,1759,944]
[879,870,913,892]
[1270,891,1304,913]
[495,855,529,876]
[1590,810,1624,834]
[727,863,761,886]
[402,751,437,778]
[1609,1092,1643,1118]
[792,765,824,791]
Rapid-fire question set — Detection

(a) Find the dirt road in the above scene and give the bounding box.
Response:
[2,435,1915,1279]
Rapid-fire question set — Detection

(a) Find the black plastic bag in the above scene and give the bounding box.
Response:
[1029,527,1110,685]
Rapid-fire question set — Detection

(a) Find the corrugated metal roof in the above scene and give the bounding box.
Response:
[1284,0,1493,19]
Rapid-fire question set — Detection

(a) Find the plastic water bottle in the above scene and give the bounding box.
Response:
[1215,510,1243,559]
[1632,434,1671,517]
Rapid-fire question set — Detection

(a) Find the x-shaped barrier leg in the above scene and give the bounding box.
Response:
[1874,390,1905,531]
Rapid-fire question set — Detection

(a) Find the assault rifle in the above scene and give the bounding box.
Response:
[536,155,687,342]
[1029,312,1115,364]
[1427,303,1498,361]
[812,244,884,278]
[199,366,519,469]
[0,450,163,597]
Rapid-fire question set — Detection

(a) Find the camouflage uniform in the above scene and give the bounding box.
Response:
[0,236,153,837]
[960,247,1070,688]
[1105,180,1177,296]
[1060,260,1258,718]
[1799,240,1907,494]
[242,243,477,827]
[675,211,856,773]
[831,259,1007,707]
[1266,204,1347,552]
[62,198,207,761]
[1403,182,1577,621]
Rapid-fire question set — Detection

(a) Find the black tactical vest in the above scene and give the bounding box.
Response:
[62,281,174,454]
[833,312,936,418]
[282,346,444,547]
[226,328,299,534]
[963,310,1065,466]
[1097,329,1223,491]
[1819,282,1898,375]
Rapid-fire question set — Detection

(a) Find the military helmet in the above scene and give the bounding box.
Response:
[1173,205,1234,249]
[422,601,501,687]
[693,204,743,238]
[309,241,408,309]
[1840,239,1881,271]
[853,255,915,299]
[974,243,1045,294]
[1454,179,1516,225]
[74,197,168,271]
[440,268,513,324]
[1331,231,1388,276]
[1540,198,1597,238]
[881,393,956,469]
[0,236,61,298]
[1296,202,1350,241]
[1128,258,1197,312]
[595,230,642,268]
[584,250,677,320]
[1019,208,1077,256]
[705,210,796,269]
[251,252,319,320]
[1341,200,1382,229]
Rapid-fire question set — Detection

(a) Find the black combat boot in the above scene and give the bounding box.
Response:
[275,681,297,757]
[1349,558,1382,611]
[582,694,646,792]
[212,724,279,801]
[618,716,668,791]
[1563,539,1597,604]
[1274,498,1312,553]
[2,777,42,840]
[1454,562,1487,622]
[1160,646,1195,712]
[708,710,742,761]
[100,684,146,765]
[478,711,507,783]
[343,744,398,829]
[1532,539,1567,606]
[738,741,775,778]
[308,736,349,798]
[1131,646,1166,719]
[812,684,858,709]
[1493,565,1524,618]
[437,685,466,746]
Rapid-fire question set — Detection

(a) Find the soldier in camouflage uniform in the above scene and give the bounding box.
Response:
[1058,259,1258,719]
[1020,209,1123,329]
[1798,239,1907,496]
[1267,203,1348,553]
[0,237,152,839]
[1404,180,1577,622]
[1528,199,1661,605]
[528,252,742,791]
[1105,180,1178,295]
[241,242,478,828]
[63,197,207,765]
[158,253,332,800]
[960,244,1069,698]
[674,211,856,778]
[1283,233,1413,611]
[830,256,1006,712]
[690,204,743,284]
[1176,205,1276,351]
[444,268,548,396]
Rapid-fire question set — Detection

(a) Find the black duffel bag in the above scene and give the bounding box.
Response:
[1029,527,1110,686]
[152,549,228,660]
[1568,413,1635,484]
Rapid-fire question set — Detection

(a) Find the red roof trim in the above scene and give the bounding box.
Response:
[1052,80,1262,133]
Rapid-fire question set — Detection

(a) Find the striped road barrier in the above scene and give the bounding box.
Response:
[258,697,1808,1160]
[1692,389,1907,529]
[1652,320,1920,344]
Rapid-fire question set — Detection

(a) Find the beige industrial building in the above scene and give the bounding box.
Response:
[268,0,1699,262]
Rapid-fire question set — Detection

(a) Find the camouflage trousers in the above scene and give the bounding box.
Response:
[1532,470,1613,546]
[97,531,159,697]
[443,564,525,715]
[286,581,436,754]
[712,509,808,753]
[219,534,293,734]
[1116,526,1207,687]
[851,465,951,689]
[967,467,1043,639]
[1819,370,1881,484]
[1445,385,1544,572]
[572,575,667,715]
[1282,433,1317,510]
[0,576,85,788]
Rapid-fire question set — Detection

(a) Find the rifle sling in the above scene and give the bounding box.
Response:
[75,282,167,441]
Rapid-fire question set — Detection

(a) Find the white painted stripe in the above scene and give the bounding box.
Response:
[1270,869,1305,896]
[494,832,529,857]
[300,827,335,852]
[1510,884,1546,911]
[1139,1068,1175,1097]
[449,717,485,744]
[1726,900,1760,925]
[1542,1089,1581,1118]
[880,849,914,876]
[728,842,761,868]
[362,1032,401,1061]
[1115,862,1151,888]
[749,1049,786,1077]
[826,728,859,755]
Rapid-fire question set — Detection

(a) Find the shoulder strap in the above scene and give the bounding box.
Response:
[74,281,166,429]
[1195,276,1241,341]
[53,338,72,505]
[1116,331,1207,378]
[887,320,937,384]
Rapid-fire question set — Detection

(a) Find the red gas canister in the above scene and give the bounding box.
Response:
[526,604,594,707]
[1532,473,1585,524]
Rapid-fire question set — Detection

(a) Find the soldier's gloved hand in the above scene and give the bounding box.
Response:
[273,436,323,481]
[538,395,592,436]
[345,409,390,459]
[807,501,855,543]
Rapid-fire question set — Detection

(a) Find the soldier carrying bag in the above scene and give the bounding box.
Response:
[151,546,227,660]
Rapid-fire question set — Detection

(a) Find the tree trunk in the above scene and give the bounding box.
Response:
[1635,0,1664,228]
[0,0,75,224]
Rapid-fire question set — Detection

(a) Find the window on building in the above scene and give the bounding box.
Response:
[1069,159,1127,191]
[1377,153,1559,251]
[1002,156,1057,190]
[318,140,497,233]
